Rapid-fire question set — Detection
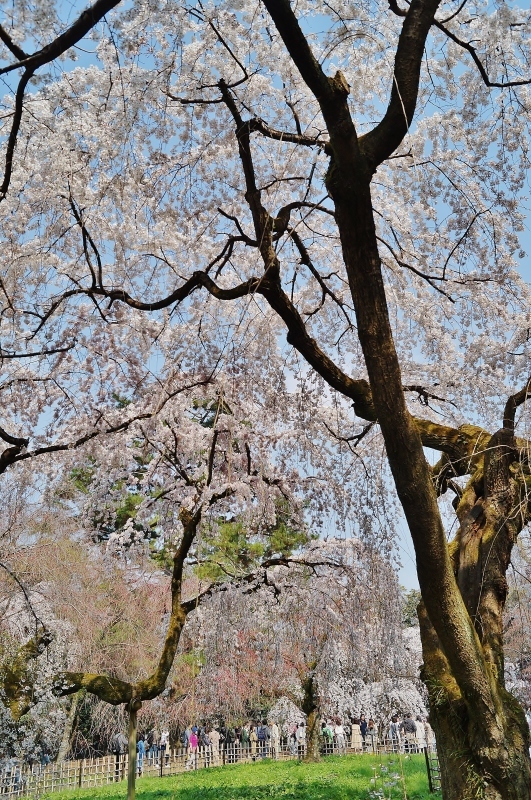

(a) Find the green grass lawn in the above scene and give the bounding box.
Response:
[42,754,432,800]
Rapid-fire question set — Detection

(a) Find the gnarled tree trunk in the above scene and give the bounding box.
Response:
[420,603,531,800]
[417,426,531,799]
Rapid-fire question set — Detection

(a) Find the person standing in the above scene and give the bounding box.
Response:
[334,720,346,755]
[366,720,378,753]
[389,715,401,752]
[240,724,250,759]
[186,729,198,770]
[415,716,426,750]
[159,729,169,765]
[360,716,368,751]
[423,718,435,751]
[137,735,145,776]
[39,744,50,768]
[209,727,221,766]
[179,728,189,758]
[270,722,280,759]
[225,726,236,763]
[288,723,298,755]
[111,731,128,782]
[256,721,268,759]
[399,714,417,753]
[147,730,158,765]
[295,722,306,759]
[321,721,334,754]
[351,718,362,752]
[249,725,258,761]
[200,727,212,767]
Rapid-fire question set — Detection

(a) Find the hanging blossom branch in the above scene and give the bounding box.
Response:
[0,341,75,360]
[0,560,47,636]
[433,19,531,88]
[387,0,531,88]
[0,0,122,200]
[180,554,355,612]
[14,92,500,464]
[0,372,215,475]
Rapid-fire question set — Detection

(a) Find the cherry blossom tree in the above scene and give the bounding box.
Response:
[51,377,313,797]
[185,539,413,760]
[3,1,531,796]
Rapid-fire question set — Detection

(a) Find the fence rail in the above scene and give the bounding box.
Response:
[0,737,438,798]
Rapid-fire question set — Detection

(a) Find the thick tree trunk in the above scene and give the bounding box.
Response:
[420,604,531,800]
[56,691,83,762]
[417,428,531,799]
[305,709,321,762]
[322,99,531,800]
[300,667,321,762]
[127,701,141,800]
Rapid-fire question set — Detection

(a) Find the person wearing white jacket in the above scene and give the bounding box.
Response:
[269,723,280,759]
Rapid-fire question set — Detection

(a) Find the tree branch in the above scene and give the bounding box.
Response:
[0,26,28,61]
[0,374,214,474]
[503,376,531,431]
[0,0,122,199]
[434,19,531,88]
[249,116,328,150]
[0,0,122,77]
[359,0,442,168]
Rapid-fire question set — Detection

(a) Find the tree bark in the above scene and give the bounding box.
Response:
[56,691,83,762]
[419,603,531,800]
[300,668,321,762]
[415,425,531,799]
[305,709,321,762]
[127,701,141,800]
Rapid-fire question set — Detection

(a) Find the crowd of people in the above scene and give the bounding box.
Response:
[128,713,435,774]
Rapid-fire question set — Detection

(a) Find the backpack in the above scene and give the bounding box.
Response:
[241,728,249,744]
[257,726,266,741]
[179,732,188,746]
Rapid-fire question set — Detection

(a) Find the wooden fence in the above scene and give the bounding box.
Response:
[0,737,437,798]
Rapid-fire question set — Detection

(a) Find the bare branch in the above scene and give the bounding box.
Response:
[404,384,457,408]
[438,0,469,25]
[249,116,328,150]
[206,429,219,487]
[0,68,35,200]
[377,235,455,301]
[288,227,354,328]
